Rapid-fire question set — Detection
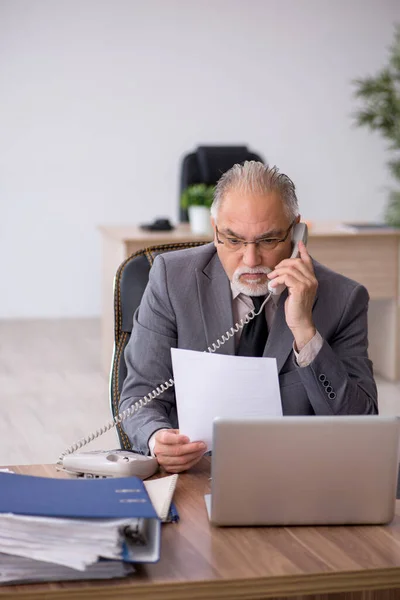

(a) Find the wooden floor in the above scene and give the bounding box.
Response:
[0,319,118,466]
[0,318,399,466]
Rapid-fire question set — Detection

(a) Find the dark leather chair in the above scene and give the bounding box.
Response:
[179,145,264,221]
[110,241,207,449]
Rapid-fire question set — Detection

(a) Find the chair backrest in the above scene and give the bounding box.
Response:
[179,145,264,221]
[111,241,207,449]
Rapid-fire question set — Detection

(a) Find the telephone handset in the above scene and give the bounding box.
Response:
[267,222,309,296]
[59,222,309,477]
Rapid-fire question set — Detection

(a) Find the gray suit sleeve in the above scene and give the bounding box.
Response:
[119,255,177,454]
[296,284,378,415]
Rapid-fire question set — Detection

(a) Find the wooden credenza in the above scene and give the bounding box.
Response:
[99,223,400,381]
[2,459,400,599]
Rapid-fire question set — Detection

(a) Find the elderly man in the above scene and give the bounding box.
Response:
[120,162,378,472]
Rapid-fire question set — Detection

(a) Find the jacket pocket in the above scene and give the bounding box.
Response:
[279,369,301,388]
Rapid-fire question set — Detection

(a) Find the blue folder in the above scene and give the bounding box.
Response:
[0,472,156,518]
[0,473,160,563]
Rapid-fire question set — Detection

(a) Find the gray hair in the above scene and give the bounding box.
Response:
[210,161,299,222]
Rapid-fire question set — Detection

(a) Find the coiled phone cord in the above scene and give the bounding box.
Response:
[57,293,272,464]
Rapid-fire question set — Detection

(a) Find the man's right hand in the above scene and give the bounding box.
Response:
[153,429,206,473]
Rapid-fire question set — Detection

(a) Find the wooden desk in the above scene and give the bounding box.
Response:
[99,223,400,380]
[2,460,400,599]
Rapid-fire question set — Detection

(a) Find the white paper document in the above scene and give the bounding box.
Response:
[171,348,282,450]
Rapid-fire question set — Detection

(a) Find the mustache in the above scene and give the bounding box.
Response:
[233,266,272,278]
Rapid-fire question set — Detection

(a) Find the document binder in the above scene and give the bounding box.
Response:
[0,472,161,564]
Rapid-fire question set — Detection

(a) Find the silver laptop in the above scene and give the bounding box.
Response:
[208,416,400,526]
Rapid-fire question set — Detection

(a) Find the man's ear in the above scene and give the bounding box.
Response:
[290,215,302,246]
[211,217,217,248]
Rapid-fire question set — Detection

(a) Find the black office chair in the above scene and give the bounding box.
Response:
[110,241,207,449]
[179,145,264,221]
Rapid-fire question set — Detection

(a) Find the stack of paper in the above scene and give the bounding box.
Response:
[0,513,144,570]
[0,554,134,585]
[0,472,161,584]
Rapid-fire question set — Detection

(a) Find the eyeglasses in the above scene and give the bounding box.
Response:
[215,220,296,253]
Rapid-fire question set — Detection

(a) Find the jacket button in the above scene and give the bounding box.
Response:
[328,391,336,400]
[323,380,330,388]
[319,374,326,382]
[326,386,333,393]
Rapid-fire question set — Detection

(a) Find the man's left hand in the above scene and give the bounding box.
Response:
[267,241,318,351]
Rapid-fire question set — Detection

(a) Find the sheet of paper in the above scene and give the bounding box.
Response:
[143,475,178,522]
[171,348,282,451]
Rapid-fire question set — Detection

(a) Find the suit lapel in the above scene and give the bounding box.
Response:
[195,253,235,355]
[263,290,293,372]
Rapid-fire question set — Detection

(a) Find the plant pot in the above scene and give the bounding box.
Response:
[188,205,212,235]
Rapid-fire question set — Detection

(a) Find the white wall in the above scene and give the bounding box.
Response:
[1,0,399,318]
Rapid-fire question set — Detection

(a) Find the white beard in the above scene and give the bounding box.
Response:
[232,266,272,296]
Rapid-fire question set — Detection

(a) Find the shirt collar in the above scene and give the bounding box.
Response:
[230,281,281,305]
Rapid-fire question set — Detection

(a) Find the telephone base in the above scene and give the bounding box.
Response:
[61,449,159,479]
[57,467,108,479]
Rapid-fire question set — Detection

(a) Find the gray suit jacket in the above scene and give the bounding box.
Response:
[120,243,378,454]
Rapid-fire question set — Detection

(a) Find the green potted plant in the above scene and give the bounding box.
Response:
[180,184,215,234]
[353,25,400,226]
